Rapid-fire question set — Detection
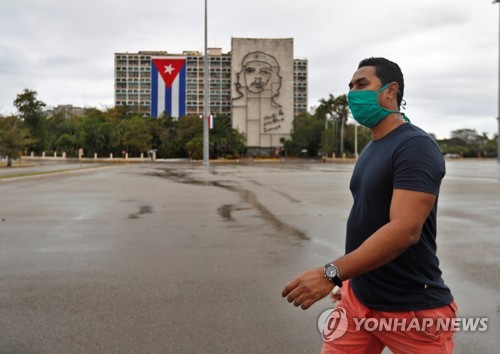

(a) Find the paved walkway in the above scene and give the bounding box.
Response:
[0,160,498,353]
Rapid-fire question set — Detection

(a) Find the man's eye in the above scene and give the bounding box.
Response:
[245,68,255,73]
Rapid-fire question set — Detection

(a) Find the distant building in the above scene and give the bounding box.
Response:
[114,38,308,152]
[45,104,84,119]
[294,59,308,115]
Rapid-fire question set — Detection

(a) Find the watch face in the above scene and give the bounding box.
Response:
[326,266,337,278]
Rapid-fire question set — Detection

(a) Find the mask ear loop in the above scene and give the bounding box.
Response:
[398,93,410,122]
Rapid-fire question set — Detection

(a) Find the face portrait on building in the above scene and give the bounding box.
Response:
[231,38,294,154]
[235,51,282,105]
[245,60,272,93]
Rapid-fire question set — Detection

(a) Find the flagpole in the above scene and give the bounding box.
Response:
[203,0,210,165]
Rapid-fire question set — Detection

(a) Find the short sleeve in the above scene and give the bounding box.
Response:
[393,136,445,195]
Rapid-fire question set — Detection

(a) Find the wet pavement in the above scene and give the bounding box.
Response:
[0,160,498,353]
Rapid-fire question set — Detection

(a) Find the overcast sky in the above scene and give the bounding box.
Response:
[0,0,498,138]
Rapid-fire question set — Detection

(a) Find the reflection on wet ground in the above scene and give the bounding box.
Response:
[128,205,153,219]
[247,178,302,203]
[217,204,234,221]
[148,167,309,240]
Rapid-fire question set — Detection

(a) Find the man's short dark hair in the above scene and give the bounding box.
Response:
[358,57,404,108]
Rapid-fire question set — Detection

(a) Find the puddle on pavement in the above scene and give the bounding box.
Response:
[248,179,301,204]
[235,188,308,239]
[218,204,234,221]
[149,168,308,240]
[128,205,153,219]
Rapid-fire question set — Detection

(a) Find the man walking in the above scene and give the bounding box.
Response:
[282,57,456,354]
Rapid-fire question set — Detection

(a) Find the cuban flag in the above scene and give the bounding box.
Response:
[151,57,186,118]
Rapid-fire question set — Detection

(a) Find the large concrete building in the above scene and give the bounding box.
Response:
[114,38,307,152]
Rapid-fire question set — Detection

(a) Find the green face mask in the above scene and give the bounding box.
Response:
[347,83,409,128]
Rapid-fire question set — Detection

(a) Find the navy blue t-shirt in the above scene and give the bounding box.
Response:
[346,123,453,311]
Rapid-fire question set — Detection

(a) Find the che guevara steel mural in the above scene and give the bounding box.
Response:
[231,38,293,151]
[233,51,285,133]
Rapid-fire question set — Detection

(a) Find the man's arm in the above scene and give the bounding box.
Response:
[281,189,437,310]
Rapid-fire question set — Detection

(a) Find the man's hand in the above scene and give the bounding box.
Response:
[281,267,334,310]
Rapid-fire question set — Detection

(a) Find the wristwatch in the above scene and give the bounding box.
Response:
[324,263,343,287]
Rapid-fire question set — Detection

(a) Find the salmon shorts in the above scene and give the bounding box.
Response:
[321,280,458,354]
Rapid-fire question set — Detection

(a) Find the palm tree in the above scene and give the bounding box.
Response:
[334,95,349,155]
[315,94,350,156]
[316,94,336,124]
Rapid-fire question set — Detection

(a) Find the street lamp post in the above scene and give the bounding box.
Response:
[495,0,500,163]
[333,118,339,157]
[324,113,330,158]
[203,0,209,165]
[493,0,500,163]
[338,104,345,157]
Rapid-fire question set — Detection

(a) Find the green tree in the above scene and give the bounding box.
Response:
[150,116,178,158]
[185,136,204,160]
[438,129,497,158]
[450,128,483,146]
[315,94,349,156]
[210,114,246,158]
[285,112,324,157]
[105,105,132,123]
[316,94,336,121]
[333,95,349,155]
[76,111,105,156]
[0,116,32,167]
[13,89,47,152]
[175,115,203,157]
[343,123,372,156]
[97,121,119,156]
[47,111,81,154]
[315,94,335,155]
[482,134,498,157]
[119,116,153,156]
[55,134,78,155]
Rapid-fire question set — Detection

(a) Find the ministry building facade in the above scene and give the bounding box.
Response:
[114,38,307,152]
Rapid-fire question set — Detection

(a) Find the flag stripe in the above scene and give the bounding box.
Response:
[165,80,172,116]
[151,65,158,117]
[172,76,179,117]
[179,65,186,116]
[158,71,165,116]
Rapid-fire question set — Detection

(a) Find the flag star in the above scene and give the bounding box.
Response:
[164,64,175,74]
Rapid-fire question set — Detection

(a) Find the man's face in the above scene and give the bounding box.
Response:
[244,61,272,93]
[349,65,388,106]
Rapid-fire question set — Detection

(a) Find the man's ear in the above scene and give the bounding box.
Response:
[387,82,399,97]
[383,82,399,104]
